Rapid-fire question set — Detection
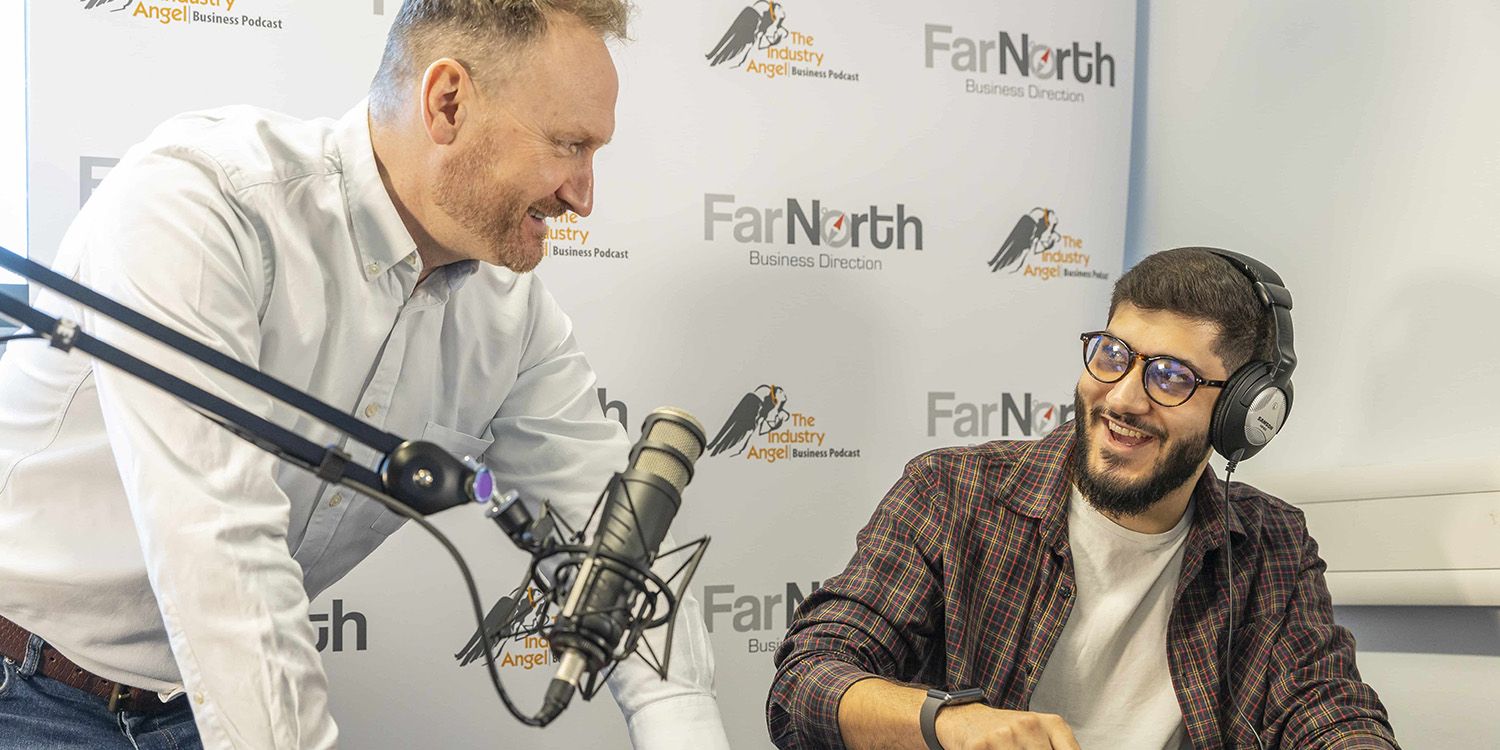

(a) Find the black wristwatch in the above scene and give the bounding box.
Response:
[920,687,984,750]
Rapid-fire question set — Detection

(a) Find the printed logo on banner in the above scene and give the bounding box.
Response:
[924,24,1116,102]
[80,156,119,208]
[705,1,860,83]
[705,384,861,464]
[310,599,369,653]
[701,579,820,655]
[985,207,1107,282]
[452,585,561,672]
[704,193,923,273]
[80,0,132,12]
[597,388,630,433]
[542,212,630,263]
[494,586,559,671]
[79,0,288,30]
[927,391,1074,440]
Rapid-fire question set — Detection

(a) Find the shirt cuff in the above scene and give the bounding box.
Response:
[781,659,878,749]
[626,693,731,750]
[1327,734,1399,750]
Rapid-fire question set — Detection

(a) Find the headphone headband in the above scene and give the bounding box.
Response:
[1163,247,1298,461]
[1199,248,1297,386]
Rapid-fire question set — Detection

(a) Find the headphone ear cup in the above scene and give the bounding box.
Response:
[1211,361,1277,460]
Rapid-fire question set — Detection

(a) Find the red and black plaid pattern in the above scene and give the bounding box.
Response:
[767,421,1397,749]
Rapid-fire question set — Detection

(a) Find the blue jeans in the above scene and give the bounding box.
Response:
[0,633,202,750]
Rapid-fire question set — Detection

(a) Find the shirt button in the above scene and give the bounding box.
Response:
[366,262,380,275]
[363,403,380,418]
[193,692,205,705]
[329,493,343,508]
[405,253,418,267]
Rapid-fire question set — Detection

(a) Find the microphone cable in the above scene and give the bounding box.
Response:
[271,471,556,727]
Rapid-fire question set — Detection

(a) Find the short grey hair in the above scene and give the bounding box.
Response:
[369,0,631,121]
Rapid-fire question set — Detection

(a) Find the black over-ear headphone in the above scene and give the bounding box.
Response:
[1202,248,1297,461]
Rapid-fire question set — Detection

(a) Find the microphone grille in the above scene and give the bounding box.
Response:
[635,408,706,492]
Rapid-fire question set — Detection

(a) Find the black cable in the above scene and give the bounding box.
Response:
[1221,456,1266,750]
[0,332,42,343]
[350,479,561,727]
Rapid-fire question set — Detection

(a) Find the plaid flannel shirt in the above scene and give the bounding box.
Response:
[768,420,1396,749]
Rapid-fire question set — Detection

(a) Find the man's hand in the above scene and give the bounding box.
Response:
[838,678,1080,750]
[935,703,1081,750]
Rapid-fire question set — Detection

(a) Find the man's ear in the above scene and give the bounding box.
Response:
[420,58,470,146]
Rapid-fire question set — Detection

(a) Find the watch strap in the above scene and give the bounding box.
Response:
[919,690,945,750]
[920,688,983,750]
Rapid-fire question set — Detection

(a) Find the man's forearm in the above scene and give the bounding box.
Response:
[838,677,930,749]
[838,677,1081,750]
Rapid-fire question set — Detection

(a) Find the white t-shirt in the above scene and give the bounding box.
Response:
[1028,486,1192,749]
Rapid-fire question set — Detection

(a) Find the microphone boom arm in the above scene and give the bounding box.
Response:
[0,245,713,727]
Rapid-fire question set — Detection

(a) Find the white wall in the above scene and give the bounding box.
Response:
[1125,1,1500,745]
[0,1,24,296]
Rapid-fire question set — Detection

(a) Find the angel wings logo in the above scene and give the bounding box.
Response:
[80,0,133,10]
[986,207,1106,282]
[707,384,789,457]
[705,2,860,83]
[987,207,1061,274]
[707,384,861,464]
[706,1,789,69]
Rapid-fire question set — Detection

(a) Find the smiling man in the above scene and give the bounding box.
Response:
[0,2,730,749]
[767,248,1396,749]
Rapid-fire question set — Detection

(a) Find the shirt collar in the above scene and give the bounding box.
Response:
[1002,419,1248,552]
[334,100,419,281]
[1010,422,1077,550]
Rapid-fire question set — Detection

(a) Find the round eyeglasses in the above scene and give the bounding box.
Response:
[1079,331,1227,407]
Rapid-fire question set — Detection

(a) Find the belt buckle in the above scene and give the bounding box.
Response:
[106,681,130,713]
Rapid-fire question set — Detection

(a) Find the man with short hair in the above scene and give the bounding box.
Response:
[0,1,729,748]
[767,248,1396,749]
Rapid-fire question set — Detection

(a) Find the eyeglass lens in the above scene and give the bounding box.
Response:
[1084,333,1198,406]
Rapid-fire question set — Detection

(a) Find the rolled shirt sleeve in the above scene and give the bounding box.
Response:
[768,458,947,749]
[1264,530,1398,749]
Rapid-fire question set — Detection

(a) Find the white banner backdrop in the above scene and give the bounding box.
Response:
[24,1,1134,746]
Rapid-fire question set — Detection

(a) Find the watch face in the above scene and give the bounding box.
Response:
[929,687,984,704]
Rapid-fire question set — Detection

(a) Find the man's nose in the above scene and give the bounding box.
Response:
[559,161,594,217]
[1103,361,1153,414]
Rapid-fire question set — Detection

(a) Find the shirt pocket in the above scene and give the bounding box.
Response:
[369,421,495,535]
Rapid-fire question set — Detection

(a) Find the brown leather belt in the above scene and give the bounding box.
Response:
[0,613,184,714]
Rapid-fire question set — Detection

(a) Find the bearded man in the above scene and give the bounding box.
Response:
[767,248,1396,750]
[0,1,729,748]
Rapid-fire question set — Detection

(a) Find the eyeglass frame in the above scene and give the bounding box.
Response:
[1078,331,1229,407]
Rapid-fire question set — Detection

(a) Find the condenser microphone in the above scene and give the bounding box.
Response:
[539,407,707,719]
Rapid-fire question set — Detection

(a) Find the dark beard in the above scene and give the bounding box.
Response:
[1069,389,1210,517]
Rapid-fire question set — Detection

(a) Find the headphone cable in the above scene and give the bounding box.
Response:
[1222,456,1266,750]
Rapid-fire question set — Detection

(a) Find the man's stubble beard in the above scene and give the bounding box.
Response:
[432,136,547,274]
[1069,388,1212,518]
